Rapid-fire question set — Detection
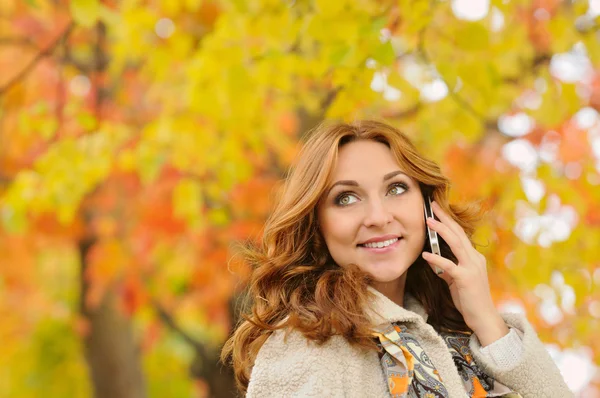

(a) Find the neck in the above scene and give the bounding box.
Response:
[371,273,407,307]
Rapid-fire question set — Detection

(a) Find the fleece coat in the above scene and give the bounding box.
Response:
[246,286,573,397]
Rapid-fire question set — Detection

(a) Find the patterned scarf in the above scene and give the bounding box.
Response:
[372,322,523,398]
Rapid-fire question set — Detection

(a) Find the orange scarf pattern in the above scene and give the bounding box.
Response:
[372,323,522,397]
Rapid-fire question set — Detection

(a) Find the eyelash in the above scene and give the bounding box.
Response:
[334,182,409,207]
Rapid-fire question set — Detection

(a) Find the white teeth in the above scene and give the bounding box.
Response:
[362,238,399,248]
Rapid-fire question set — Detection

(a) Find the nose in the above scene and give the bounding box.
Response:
[363,199,393,228]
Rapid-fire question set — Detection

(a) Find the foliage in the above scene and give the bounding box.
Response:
[0,0,599,396]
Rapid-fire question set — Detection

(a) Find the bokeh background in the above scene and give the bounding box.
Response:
[1,0,599,397]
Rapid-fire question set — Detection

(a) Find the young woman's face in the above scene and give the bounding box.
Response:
[317,139,426,288]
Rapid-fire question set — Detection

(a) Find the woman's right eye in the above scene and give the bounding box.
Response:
[335,193,358,206]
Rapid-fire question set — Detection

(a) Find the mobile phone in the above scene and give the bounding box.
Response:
[423,195,443,274]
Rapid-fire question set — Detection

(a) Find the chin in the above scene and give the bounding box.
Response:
[362,265,407,283]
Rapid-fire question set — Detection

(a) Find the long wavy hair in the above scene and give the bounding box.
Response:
[221,120,485,393]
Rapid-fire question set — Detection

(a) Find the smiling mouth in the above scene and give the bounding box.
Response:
[357,237,402,249]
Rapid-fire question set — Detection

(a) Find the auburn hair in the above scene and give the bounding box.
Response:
[220,119,485,393]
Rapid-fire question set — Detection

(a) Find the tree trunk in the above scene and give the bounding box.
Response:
[79,237,147,398]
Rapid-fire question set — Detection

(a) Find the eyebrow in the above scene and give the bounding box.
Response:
[324,170,409,198]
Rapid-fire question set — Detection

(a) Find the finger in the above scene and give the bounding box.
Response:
[426,216,469,264]
[431,201,474,251]
[422,251,458,279]
[430,201,480,265]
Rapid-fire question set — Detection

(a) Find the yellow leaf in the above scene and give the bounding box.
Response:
[76,112,97,131]
[70,0,100,28]
[160,0,181,15]
[455,22,489,51]
[185,0,203,12]
[173,178,203,228]
[38,118,58,140]
[207,208,228,226]
[314,0,346,17]
[398,0,432,34]
[582,33,600,67]
[387,71,420,101]
[98,3,119,26]
[549,14,577,54]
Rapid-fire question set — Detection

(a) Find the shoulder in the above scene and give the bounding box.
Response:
[247,328,386,397]
[260,327,352,356]
[252,328,357,377]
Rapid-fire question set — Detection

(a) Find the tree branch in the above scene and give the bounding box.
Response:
[54,29,67,141]
[0,22,74,96]
[149,286,237,396]
[0,36,39,49]
[0,173,12,187]
[93,22,109,129]
[152,299,209,360]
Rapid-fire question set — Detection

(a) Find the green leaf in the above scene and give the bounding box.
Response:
[372,42,395,66]
[329,44,354,66]
[70,0,100,28]
[369,16,388,34]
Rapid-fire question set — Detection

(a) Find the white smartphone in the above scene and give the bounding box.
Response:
[423,195,443,274]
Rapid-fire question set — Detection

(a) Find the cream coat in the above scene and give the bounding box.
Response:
[247,287,573,397]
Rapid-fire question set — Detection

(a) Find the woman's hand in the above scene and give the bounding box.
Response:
[421,201,509,346]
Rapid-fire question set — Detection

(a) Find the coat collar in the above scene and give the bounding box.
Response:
[365,285,429,326]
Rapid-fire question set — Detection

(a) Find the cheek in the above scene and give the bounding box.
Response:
[319,212,358,249]
[322,219,354,244]
[413,215,426,237]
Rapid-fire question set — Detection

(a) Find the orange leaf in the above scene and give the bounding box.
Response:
[119,273,146,316]
[557,122,590,163]
[85,239,128,285]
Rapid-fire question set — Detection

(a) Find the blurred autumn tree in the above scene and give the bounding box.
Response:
[1,0,599,397]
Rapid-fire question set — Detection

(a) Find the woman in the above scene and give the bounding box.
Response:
[221,120,572,397]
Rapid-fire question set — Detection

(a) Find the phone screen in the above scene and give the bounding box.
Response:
[423,195,443,274]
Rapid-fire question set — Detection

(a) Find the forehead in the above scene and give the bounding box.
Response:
[331,140,401,178]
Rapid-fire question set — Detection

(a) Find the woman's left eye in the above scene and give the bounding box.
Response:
[389,182,408,195]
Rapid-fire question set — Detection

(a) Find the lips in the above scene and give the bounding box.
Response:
[358,234,402,246]
[357,237,402,247]
[357,237,403,253]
